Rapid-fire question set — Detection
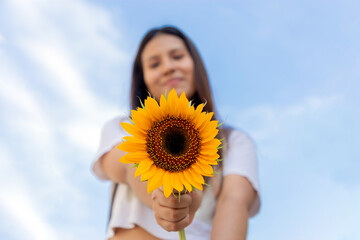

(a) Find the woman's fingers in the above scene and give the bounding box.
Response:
[152,188,193,231]
[155,212,190,232]
[158,206,189,222]
[152,188,192,209]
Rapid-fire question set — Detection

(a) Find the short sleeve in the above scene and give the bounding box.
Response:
[223,130,261,217]
[91,115,130,180]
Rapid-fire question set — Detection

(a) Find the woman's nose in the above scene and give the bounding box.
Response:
[162,58,175,75]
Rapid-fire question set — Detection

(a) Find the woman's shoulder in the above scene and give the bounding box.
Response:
[99,114,132,142]
[225,127,255,147]
[102,114,130,131]
[104,114,130,126]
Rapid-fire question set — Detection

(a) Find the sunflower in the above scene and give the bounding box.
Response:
[118,89,221,198]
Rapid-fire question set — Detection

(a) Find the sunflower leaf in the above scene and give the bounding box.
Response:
[127,116,134,124]
[217,122,224,128]
[203,98,208,107]
[216,159,223,162]
[131,163,139,168]
[146,91,152,98]
[171,192,181,202]
[217,143,228,149]
[218,137,225,142]
[137,96,145,109]
[189,99,194,107]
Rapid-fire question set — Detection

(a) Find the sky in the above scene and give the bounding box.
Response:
[0,0,359,239]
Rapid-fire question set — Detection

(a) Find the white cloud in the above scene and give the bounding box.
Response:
[1,0,127,150]
[0,144,58,240]
[0,0,129,238]
[0,55,87,211]
[2,0,127,154]
[1,190,58,240]
[4,0,129,111]
[231,94,343,141]
[0,56,54,147]
[22,40,103,109]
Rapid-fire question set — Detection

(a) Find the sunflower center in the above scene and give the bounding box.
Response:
[162,127,189,155]
[147,116,201,172]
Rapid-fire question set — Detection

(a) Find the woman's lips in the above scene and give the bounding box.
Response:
[165,78,182,87]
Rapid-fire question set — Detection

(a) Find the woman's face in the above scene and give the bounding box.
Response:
[141,34,196,100]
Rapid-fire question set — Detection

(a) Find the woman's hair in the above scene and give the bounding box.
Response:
[130,25,215,114]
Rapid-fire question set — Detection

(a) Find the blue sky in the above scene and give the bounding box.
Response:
[0,0,359,239]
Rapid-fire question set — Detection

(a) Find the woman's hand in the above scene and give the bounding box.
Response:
[151,188,203,232]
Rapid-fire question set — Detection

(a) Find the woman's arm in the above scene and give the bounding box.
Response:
[100,146,154,208]
[100,146,127,183]
[211,174,257,240]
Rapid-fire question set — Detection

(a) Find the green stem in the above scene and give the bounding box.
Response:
[178,229,186,240]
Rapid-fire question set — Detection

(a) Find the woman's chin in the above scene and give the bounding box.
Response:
[163,85,183,95]
[160,85,194,99]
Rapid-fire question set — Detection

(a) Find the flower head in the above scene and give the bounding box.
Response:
[118,89,221,197]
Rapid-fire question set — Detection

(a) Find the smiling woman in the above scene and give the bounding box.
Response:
[92,26,260,240]
[141,34,196,100]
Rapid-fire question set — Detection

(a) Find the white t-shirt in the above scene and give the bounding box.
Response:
[92,115,260,240]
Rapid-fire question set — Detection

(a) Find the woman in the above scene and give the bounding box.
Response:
[92,26,260,240]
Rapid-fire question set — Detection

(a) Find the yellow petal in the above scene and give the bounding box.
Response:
[134,159,153,177]
[200,127,219,143]
[202,138,221,149]
[159,95,168,117]
[147,168,165,193]
[200,146,219,156]
[191,163,209,176]
[122,136,146,144]
[199,153,220,161]
[120,151,148,164]
[186,105,195,119]
[145,97,162,121]
[193,182,203,191]
[199,120,218,137]
[163,171,173,198]
[179,172,192,192]
[178,92,190,118]
[189,168,205,184]
[141,164,157,181]
[198,155,218,165]
[131,109,152,131]
[195,161,214,176]
[118,140,146,152]
[125,151,149,160]
[167,89,179,116]
[138,107,153,127]
[119,154,134,164]
[120,122,147,138]
[197,112,214,131]
[184,169,203,190]
[171,173,184,192]
[194,112,206,129]
[191,103,204,121]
